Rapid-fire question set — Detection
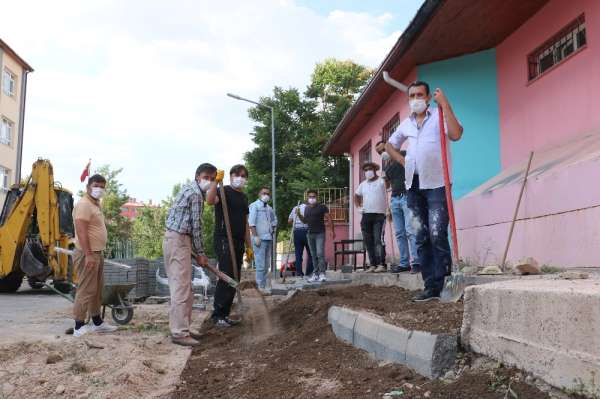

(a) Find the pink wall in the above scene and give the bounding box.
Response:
[348,68,416,263]
[497,0,600,168]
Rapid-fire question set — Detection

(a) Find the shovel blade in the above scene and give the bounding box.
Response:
[440,273,466,303]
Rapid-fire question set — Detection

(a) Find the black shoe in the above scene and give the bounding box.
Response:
[412,291,440,302]
[224,316,241,326]
[410,264,421,274]
[390,265,411,273]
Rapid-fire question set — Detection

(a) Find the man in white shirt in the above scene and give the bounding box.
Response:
[385,81,463,302]
[354,162,388,273]
[288,203,313,278]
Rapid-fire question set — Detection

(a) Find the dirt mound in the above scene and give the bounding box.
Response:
[173,285,553,399]
[237,280,258,291]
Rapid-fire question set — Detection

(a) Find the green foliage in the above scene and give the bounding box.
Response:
[244,58,373,230]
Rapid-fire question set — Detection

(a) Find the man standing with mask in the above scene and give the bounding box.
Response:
[206,164,253,327]
[385,81,463,302]
[354,162,388,273]
[249,187,277,293]
[376,142,418,274]
[163,163,216,346]
[72,174,118,337]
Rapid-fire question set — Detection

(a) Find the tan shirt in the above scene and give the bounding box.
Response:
[73,194,108,251]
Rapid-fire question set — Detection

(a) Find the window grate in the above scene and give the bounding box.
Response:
[358,140,372,183]
[380,113,400,169]
[528,14,586,81]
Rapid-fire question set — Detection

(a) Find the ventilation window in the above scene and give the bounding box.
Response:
[528,14,586,81]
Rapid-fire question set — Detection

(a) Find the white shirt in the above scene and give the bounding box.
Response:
[288,204,309,229]
[355,176,387,214]
[388,106,456,190]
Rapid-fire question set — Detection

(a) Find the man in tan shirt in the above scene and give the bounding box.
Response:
[72,174,117,337]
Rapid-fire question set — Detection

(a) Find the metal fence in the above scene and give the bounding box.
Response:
[305,187,349,223]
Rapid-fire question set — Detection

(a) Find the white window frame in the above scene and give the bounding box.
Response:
[0,166,10,191]
[0,117,13,146]
[2,68,17,97]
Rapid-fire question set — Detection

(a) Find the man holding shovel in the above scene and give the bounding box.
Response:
[385,81,463,302]
[163,163,216,346]
[206,164,253,327]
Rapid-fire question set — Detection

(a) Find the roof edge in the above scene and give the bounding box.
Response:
[323,0,443,155]
[0,39,34,72]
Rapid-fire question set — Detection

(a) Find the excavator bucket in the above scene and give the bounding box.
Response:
[20,240,50,279]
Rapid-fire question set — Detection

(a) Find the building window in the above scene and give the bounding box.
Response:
[0,166,10,191]
[2,69,17,97]
[358,140,372,182]
[380,113,400,169]
[528,14,586,81]
[0,117,13,146]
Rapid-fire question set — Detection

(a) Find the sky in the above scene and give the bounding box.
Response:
[2,0,423,203]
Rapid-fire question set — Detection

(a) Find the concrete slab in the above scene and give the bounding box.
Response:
[461,279,600,397]
[327,270,424,291]
[328,306,457,379]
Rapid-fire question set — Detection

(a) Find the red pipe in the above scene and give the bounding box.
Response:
[438,106,459,267]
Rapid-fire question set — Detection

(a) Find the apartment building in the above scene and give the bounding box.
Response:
[0,39,33,209]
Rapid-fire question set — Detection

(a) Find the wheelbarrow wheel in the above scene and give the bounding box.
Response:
[111,306,133,325]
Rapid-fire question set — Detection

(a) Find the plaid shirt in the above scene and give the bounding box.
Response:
[165,182,205,255]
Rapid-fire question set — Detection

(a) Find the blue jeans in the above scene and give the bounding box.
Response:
[360,213,385,266]
[407,176,451,294]
[307,232,327,275]
[390,195,418,267]
[253,239,272,289]
[293,228,313,276]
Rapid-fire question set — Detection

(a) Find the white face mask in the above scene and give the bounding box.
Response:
[260,194,270,203]
[308,198,317,205]
[365,170,375,180]
[381,151,391,162]
[231,176,247,189]
[90,187,105,199]
[409,99,428,114]
[198,179,211,192]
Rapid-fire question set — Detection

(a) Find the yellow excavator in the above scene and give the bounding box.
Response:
[0,159,74,293]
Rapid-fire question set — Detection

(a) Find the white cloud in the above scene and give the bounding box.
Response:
[2,0,401,201]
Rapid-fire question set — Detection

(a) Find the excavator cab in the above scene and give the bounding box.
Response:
[0,160,75,293]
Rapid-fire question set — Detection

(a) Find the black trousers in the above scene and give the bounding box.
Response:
[360,213,386,266]
[212,235,244,320]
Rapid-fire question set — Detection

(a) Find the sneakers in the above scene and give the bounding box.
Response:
[412,291,440,302]
[318,274,327,282]
[172,336,200,347]
[90,321,118,334]
[213,317,241,328]
[365,266,377,273]
[307,274,319,283]
[73,324,92,338]
[410,264,422,274]
[390,265,411,273]
[374,265,387,273]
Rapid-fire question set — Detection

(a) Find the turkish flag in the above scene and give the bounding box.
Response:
[80,159,91,183]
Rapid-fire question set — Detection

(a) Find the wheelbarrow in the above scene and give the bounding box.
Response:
[101,283,135,325]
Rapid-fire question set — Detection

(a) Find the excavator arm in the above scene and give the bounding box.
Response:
[0,160,71,291]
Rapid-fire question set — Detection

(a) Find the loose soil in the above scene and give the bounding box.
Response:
[173,285,557,399]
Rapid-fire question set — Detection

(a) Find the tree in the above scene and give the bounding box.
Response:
[244,58,373,228]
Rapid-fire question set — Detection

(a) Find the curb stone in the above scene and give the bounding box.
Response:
[328,306,457,379]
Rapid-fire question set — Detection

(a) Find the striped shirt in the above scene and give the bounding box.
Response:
[165,182,205,255]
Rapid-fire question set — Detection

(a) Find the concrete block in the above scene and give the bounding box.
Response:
[461,279,600,396]
[341,265,354,273]
[328,307,457,379]
[270,288,289,296]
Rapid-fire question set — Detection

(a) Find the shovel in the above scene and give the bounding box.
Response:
[437,106,465,303]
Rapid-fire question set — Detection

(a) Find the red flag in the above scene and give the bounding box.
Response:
[80,159,91,183]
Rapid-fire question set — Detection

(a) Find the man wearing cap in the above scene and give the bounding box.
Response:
[354,162,388,272]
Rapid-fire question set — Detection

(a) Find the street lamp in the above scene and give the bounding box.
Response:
[227,92,277,280]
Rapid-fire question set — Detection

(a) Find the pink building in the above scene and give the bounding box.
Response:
[120,198,155,220]
[325,0,599,269]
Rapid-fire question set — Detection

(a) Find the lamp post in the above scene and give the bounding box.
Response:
[227,93,277,281]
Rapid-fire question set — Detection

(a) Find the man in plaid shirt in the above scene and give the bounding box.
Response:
[163,163,219,346]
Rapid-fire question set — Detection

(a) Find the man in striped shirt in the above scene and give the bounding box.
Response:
[163,163,218,346]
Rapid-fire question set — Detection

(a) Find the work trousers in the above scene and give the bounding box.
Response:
[293,228,313,276]
[163,230,194,338]
[307,232,327,275]
[390,195,418,267]
[212,235,244,320]
[407,175,452,294]
[253,239,272,289]
[360,213,386,267]
[72,250,104,322]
